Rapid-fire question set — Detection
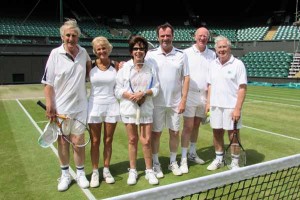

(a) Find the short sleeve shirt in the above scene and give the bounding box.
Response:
[146,46,189,107]
[208,55,247,108]
[41,44,91,114]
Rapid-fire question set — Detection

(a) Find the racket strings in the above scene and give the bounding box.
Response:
[58,117,90,148]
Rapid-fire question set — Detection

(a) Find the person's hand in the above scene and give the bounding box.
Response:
[118,61,125,69]
[137,96,146,106]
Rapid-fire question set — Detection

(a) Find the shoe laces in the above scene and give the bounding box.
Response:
[128,168,137,176]
[58,173,70,183]
[103,170,113,178]
[169,161,179,170]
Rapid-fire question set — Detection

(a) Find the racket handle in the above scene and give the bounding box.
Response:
[37,100,46,110]
[234,120,238,131]
[136,107,141,125]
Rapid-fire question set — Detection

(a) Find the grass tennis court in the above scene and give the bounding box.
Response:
[0,84,299,200]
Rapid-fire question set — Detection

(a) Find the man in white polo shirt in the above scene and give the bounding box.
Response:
[180,27,216,174]
[206,35,247,171]
[146,22,190,178]
[41,19,91,191]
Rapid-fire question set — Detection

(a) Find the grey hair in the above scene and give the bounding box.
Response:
[59,18,81,37]
[214,35,231,48]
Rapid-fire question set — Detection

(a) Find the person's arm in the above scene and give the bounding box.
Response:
[232,84,247,121]
[86,60,92,81]
[44,84,56,122]
[205,84,211,114]
[178,75,190,114]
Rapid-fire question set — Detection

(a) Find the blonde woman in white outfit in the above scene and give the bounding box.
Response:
[88,36,121,187]
[115,35,160,185]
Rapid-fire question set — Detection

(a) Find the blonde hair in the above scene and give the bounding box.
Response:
[60,18,81,37]
[91,36,113,55]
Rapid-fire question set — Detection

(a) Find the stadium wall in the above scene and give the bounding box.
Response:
[0,40,299,84]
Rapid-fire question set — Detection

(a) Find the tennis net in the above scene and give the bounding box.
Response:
[107,154,300,200]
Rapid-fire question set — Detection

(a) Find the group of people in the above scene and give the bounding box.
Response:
[41,19,247,192]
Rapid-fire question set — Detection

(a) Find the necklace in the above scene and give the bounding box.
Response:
[96,58,110,71]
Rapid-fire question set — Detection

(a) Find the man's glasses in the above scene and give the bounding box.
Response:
[133,47,145,51]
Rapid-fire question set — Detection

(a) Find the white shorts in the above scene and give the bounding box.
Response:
[210,106,242,130]
[152,106,181,132]
[183,103,206,118]
[87,102,121,123]
[59,110,87,136]
[122,116,152,124]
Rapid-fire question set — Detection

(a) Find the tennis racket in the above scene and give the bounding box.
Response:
[224,120,246,169]
[38,121,59,148]
[37,100,90,148]
[129,63,153,125]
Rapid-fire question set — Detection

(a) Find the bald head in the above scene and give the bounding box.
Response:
[194,27,210,52]
[195,27,209,38]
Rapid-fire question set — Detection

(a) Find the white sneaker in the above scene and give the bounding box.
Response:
[145,169,159,185]
[179,158,189,174]
[90,171,99,188]
[188,153,205,164]
[153,163,164,178]
[103,170,115,184]
[168,161,182,176]
[230,162,240,170]
[76,172,89,189]
[207,159,224,171]
[57,173,71,192]
[127,168,137,185]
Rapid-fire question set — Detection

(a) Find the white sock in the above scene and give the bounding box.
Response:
[103,167,109,173]
[93,169,99,174]
[76,165,85,176]
[216,151,224,161]
[232,154,240,164]
[170,152,177,163]
[181,147,188,159]
[152,153,159,164]
[189,142,197,154]
[61,165,69,175]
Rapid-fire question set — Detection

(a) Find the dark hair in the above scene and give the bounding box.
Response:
[128,35,149,56]
[156,22,174,37]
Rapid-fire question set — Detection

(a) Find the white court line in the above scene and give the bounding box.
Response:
[243,125,300,141]
[245,99,300,108]
[247,94,300,102]
[16,99,96,200]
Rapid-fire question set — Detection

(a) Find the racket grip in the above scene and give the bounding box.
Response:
[136,107,141,125]
[37,100,46,110]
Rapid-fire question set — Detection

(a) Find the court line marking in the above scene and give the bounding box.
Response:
[16,99,97,200]
[245,99,300,108]
[247,94,300,102]
[243,125,300,141]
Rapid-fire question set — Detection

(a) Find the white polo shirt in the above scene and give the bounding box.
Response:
[41,44,91,114]
[146,46,189,107]
[208,55,247,108]
[184,45,216,106]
